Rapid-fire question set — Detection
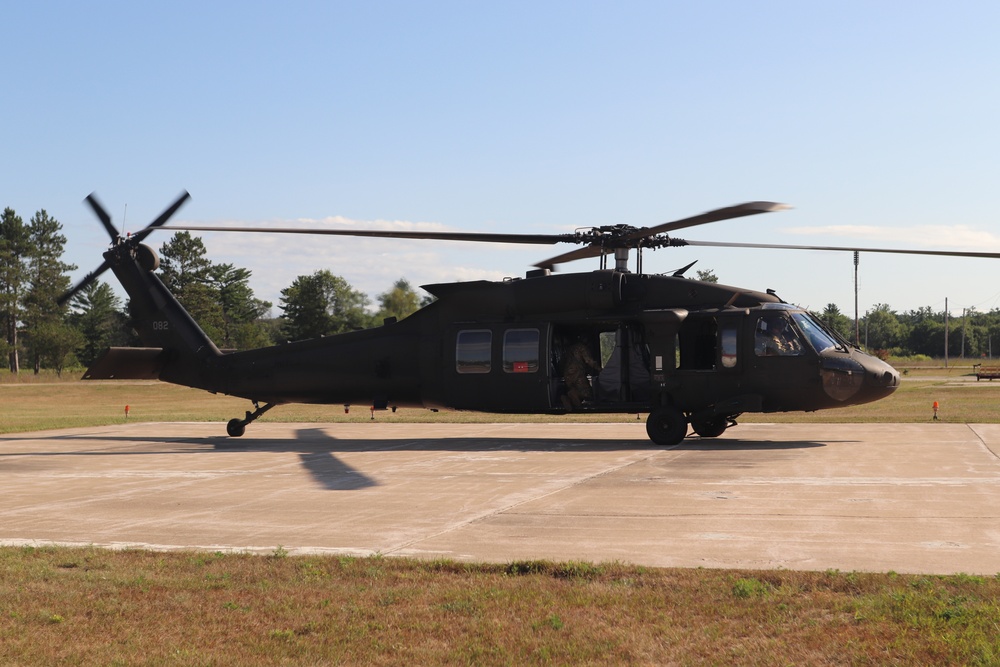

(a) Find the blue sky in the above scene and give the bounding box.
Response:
[4,2,1000,318]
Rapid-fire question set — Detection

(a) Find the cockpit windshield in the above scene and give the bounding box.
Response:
[790,312,840,354]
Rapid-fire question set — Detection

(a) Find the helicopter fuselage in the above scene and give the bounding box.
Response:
[190,269,899,423]
[82,213,900,445]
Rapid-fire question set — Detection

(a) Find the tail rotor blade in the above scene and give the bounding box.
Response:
[85,193,119,241]
[66,190,189,307]
[57,259,110,306]
[132,191,191,244]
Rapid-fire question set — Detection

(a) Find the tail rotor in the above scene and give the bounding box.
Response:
[59,190,190,305]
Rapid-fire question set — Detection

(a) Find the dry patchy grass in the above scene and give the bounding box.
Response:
[3,369,1000,664]
[2,548,999,666]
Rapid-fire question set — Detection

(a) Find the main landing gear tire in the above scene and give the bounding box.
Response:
[227,419,246,438]
[691,417,728,438]
[645,406,688,447]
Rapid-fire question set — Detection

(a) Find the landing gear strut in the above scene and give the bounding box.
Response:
[227,401,276,437]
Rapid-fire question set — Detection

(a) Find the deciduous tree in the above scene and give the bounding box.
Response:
[864,303,904,352]
[279,270,370,341]
[375,278,421,322]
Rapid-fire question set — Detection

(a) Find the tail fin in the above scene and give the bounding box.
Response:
[69,192,223,392]
[105,241,223,391]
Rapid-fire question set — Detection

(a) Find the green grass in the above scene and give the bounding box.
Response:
[2,547,999,666]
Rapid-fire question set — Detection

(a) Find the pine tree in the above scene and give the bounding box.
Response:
[158,232,225,341]
[158,232,274,350]
[23,210,77,373]
[210,263,273,349]
[70,281,130,366]
[0,208,30,373]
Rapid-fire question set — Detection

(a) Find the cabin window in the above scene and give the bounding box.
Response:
[456,329,492,373]
[720,322,738,368]
[503,328,540,373]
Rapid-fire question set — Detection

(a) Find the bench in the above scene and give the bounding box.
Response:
[974,365,1000,381]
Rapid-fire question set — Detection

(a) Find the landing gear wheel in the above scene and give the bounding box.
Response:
[645,406,688,446]
[691,417,727,438]
[227,419,246,438]
[225,402,276,437]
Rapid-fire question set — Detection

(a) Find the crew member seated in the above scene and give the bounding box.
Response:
[755,316,803,356]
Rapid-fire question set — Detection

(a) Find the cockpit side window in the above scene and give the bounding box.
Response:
[791,312,840,354]
[754,315,804,357]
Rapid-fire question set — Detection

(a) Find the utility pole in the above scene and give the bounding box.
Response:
[961,308,967,360]
[944,297,949,369]
[853,251,860,345]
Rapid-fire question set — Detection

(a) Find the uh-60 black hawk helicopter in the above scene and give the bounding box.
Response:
[62,191,1000,446]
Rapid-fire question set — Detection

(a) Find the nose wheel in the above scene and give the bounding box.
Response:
[227,401,276,437]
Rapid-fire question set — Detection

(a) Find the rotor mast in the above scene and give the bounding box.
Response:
[615,247,630,272]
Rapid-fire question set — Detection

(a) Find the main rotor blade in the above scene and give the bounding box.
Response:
[635,201,791,239]
[160,225,578,245]
[682,239,1000,259]
[534,201,791,270]
[534,245,605,270]
[85,193,119,241]
[131,191,191,244]
[57,259,111,306]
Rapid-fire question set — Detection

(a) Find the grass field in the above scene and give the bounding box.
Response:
[1,362,997,434]
[3,548,999,665]
[3,363,999,665]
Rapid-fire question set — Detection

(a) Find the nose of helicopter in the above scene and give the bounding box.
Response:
[819,350,900,405]
[858,354,900,399]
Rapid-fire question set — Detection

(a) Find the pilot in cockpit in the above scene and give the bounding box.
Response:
[756,316,803,356]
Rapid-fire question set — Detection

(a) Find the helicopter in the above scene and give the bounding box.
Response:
[61,192,997,446]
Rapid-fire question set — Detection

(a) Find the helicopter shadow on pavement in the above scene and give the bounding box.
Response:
[2,428,377,491]
[673,438,832,451]
[6,428,656,492]
[5,427,832,491]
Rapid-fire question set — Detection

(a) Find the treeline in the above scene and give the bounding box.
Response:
[701,269,996,359]
[1,206,425,375]
[4,205,994,375]
[819,303,1000,359]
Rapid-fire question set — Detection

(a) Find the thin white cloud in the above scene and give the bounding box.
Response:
[783,225,1000,250]
[182,217,541,312]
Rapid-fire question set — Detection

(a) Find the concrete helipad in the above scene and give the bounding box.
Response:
[2,421,1000,574]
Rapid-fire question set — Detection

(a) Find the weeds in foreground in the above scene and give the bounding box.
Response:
[2,547,999,665]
